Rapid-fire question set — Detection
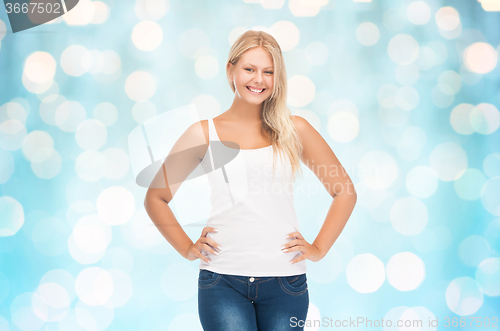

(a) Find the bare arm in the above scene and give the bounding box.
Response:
[144,194,194,259]
[293,115,357,260]
[144,120,219,261]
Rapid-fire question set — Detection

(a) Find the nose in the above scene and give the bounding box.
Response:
[253,71,263,85]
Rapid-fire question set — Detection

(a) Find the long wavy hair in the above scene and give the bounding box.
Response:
[226,30,304,181]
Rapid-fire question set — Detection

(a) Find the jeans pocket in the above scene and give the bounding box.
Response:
[279,273,308,295]
[198,269,220,289]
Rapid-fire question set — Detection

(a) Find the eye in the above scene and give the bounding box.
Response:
[245,68,252,72]
[265,71,274,74]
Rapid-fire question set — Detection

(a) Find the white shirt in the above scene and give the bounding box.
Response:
[198,118,306,277]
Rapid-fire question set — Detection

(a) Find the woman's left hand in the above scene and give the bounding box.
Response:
[281,231,324,263]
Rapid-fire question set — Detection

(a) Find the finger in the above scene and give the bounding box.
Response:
[282,244,305,253]
[202,226,218,237]
[197,251,212,263]
[281,239,302,250]
[206,238,222,250]
[200,237,221,250]
[285,231,303,240]
[192,243,211,263]
[289,255,306,264]
[199,239,216,251]
[202,243,220,256]
[290,239,305,248]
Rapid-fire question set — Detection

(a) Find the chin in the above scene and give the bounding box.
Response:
[245,99,264,105]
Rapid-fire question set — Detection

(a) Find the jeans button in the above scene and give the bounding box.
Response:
[249,277,255,282]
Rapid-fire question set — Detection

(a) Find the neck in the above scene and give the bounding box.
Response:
[225,97,264,123]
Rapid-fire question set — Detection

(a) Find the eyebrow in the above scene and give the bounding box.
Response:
[243,63,274,69]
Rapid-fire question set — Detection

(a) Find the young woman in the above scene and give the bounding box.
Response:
[144,30,357,331]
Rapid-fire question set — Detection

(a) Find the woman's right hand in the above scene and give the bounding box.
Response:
[185,227,222,263]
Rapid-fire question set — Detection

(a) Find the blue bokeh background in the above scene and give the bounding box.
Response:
[1,0,500,330]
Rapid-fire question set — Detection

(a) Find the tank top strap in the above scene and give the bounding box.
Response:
[208,118,221,142]
[206,118,220,172]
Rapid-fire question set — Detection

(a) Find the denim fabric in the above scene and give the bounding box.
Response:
[198,269,309,331]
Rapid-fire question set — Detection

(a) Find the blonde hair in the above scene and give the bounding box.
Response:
[226,30,304,181]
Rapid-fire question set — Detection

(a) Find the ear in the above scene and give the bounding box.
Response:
[227,62,234,80]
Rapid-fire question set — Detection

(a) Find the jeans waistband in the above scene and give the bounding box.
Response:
[214,272,306,284]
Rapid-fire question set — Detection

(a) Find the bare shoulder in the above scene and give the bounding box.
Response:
[292,114,313,132]
[291,114,322,146]
[173,119,209,161]
[193,119,209,146]
[291,114,355,198]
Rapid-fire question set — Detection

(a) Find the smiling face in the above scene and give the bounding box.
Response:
[228,46,275,105]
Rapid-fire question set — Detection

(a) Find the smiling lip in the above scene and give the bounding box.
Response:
[246,86,266,94]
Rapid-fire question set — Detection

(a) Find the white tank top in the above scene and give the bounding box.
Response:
[198,118,306,277]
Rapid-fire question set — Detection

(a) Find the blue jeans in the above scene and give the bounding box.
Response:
[198,269,309,331]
